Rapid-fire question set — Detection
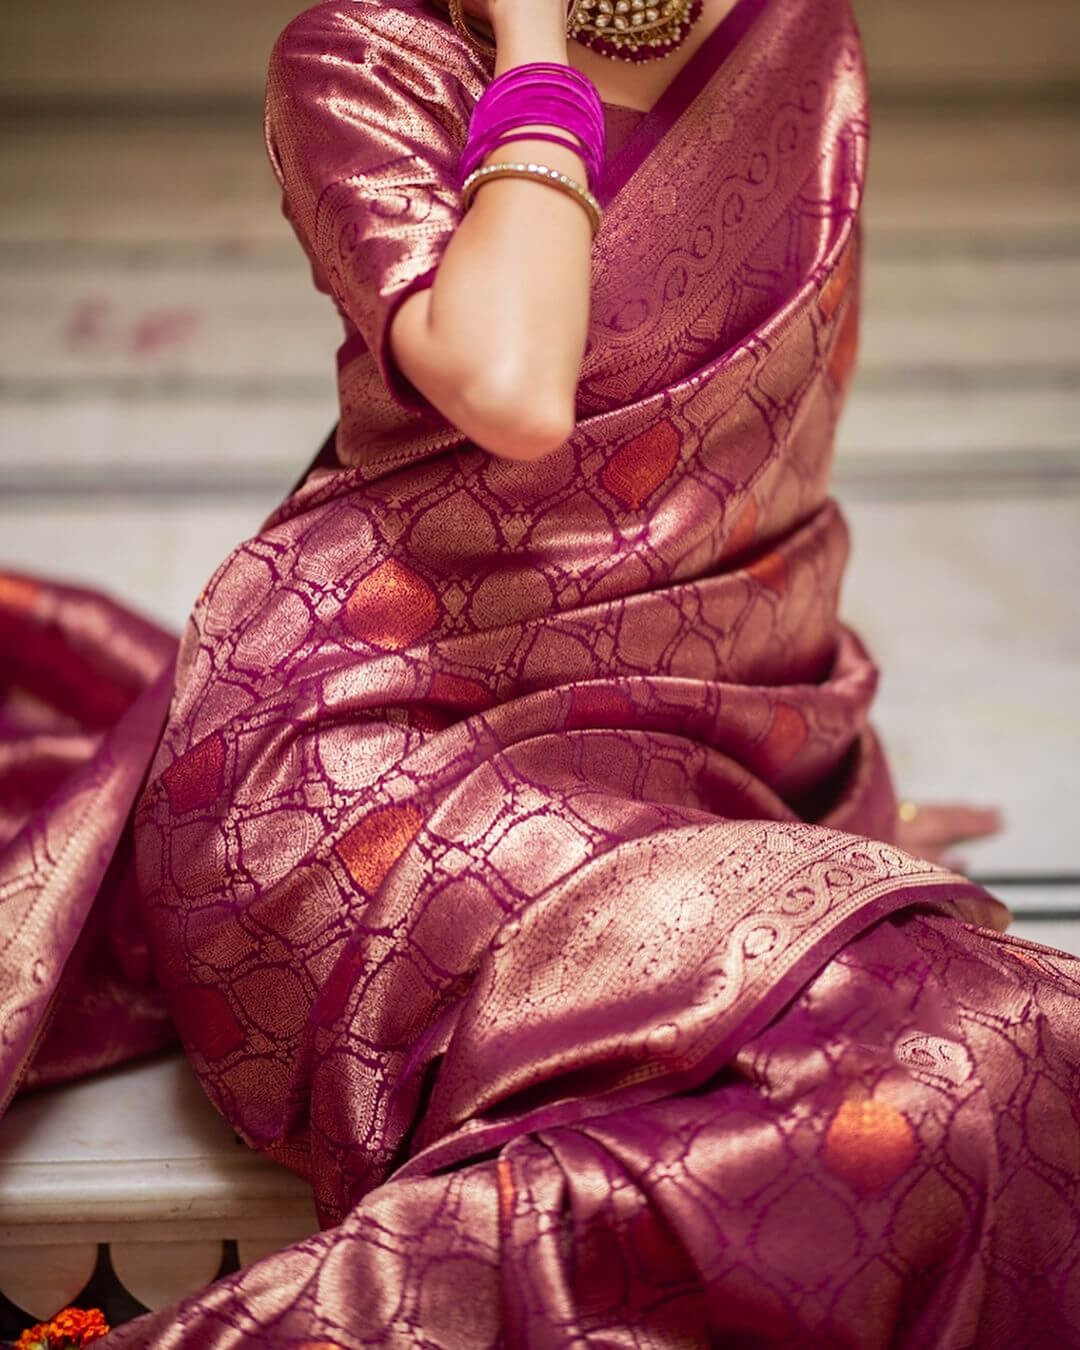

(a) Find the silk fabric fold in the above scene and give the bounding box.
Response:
[2,0,1079,1344]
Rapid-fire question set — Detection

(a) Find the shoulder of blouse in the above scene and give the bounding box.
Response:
[269,0,487,91]
[264,1,483,190]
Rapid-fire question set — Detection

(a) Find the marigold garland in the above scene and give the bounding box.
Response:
[14,1307,110,1350]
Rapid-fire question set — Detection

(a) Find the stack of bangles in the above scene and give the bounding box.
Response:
[458,61,606,237]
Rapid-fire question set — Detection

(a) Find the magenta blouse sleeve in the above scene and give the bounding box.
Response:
[264,5,472,413]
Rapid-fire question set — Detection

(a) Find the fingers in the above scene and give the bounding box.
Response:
[900,803,1003,848]
[894,802,1004,870]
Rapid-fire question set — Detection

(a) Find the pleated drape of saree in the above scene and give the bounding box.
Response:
[2,0,1080,1344]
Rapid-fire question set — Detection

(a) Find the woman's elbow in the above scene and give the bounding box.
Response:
[391,297,578,460]
[457,368,576,462]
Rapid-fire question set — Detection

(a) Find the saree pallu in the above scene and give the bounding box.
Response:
[3,0,1080,1344]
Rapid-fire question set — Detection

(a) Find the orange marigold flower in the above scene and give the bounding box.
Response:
[15,1306,110,1349]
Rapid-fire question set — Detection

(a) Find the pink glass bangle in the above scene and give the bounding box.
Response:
[460,115,595,186]
[475,69,604,154]
[478,73,605,151]
[470,95,603,146]
[464,114,601,187]
[468,92,603,172]
[460,130,592,186]
[462,61,606,192]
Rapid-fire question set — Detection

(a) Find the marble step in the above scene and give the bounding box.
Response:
[2,103,1076,496]
[0,1054,317,1248]
[3,253,1076,384]
[3,105,1075,249]
[1,493,1077,874]
[0,1053,317,1321]
[4,390,1078,501]
[1004,893,1080,961]
[2,0,1076,102]
[840,495,1080,876]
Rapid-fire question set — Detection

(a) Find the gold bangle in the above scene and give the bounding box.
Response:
[898,800,920,824]
[461,161,603,236]
[447,0,496,55]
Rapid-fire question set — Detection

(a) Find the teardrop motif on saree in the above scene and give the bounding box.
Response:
[160,733,226,815]
[335,802,425,893]
[601,419,681,509]
[344,559,441,650]
[824,1097,919,1193]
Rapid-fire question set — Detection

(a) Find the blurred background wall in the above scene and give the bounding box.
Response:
[0,0,1078,922]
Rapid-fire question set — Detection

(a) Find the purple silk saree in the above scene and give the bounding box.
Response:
[2,0,1080,1343]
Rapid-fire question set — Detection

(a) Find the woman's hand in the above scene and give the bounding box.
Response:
[390,0,594,461]
[436,0,565,27]
[895,801,1003,870]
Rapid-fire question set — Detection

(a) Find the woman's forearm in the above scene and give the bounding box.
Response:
[389,2,595,461]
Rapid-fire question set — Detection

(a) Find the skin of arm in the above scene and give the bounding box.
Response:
[388,0,594,462]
